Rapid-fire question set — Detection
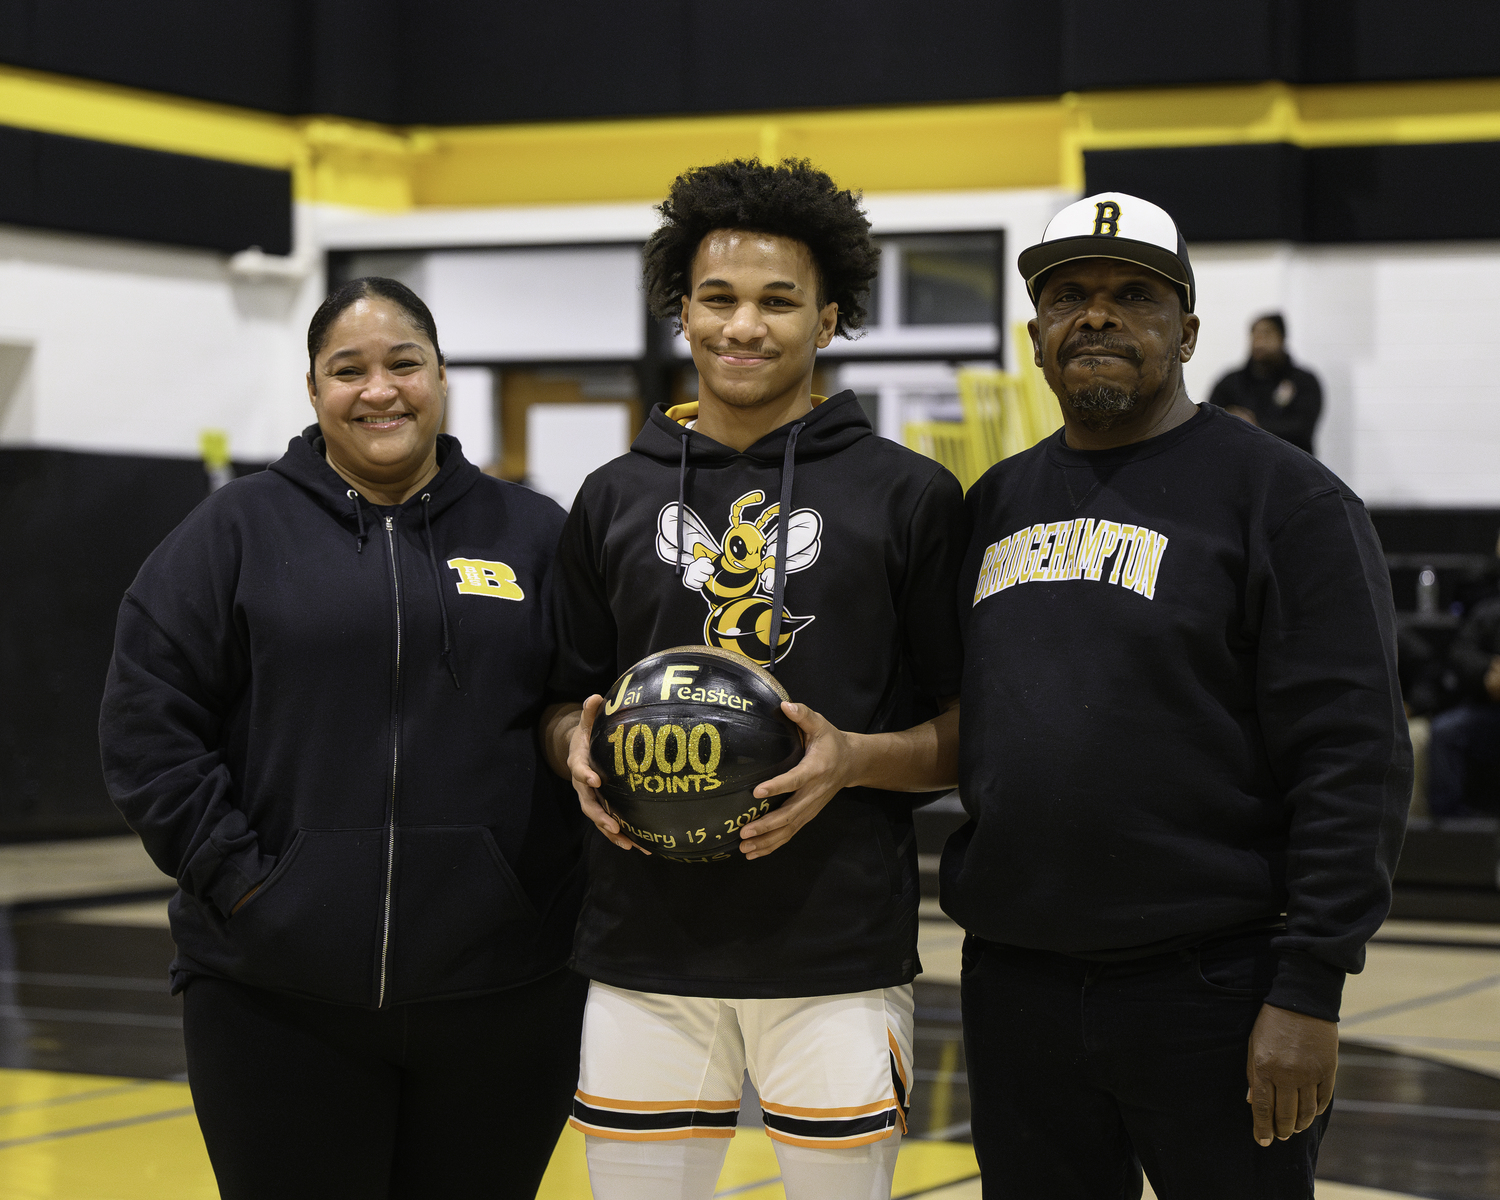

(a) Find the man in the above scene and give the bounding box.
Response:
[944,192,1410,1197]
[542,158,966,1200]
[1429,593,1500,817]
[1210,313,1324,454]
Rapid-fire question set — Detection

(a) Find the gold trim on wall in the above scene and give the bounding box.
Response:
[0,65,1497,213]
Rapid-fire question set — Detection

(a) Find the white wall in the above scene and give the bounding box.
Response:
[0,209,326,462]
[1186,241,1500,506]
[0,192,1496,507]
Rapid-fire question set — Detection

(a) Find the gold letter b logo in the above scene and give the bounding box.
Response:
[447,557,525,600]
[1093,201,1121,237]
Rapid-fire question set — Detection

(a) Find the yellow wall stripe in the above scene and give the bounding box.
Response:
[0,65,1496,213]
[0,64,300,168]
[410,99,1071,206]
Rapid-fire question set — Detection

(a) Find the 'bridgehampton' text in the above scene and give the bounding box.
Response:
[972,518,1170,605]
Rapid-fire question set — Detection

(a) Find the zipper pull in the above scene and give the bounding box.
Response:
[385,517,394,531]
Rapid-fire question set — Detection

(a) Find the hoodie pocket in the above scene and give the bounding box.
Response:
[229,828,385,1005]
[385,825,541,1003]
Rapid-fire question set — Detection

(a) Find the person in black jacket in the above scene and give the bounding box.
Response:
[1429,595,1500,817]
[542,160,966,1200]
[98,277,587,1200]
[1208,313,1324,455]
[946,194,1410,1197]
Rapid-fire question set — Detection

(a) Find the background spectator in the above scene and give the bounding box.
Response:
[1209,313,1324,455]
[1428,594,1500,818]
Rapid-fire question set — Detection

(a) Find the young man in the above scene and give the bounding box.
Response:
[543,159,966,1200]
[946,193,1409,1197]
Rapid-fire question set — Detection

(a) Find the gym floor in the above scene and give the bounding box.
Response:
[0,840,1496,1200]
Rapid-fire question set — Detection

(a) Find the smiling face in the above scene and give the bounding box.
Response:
[680,230,838,414]
[1029,258,1198,433]
[307,297,446,492]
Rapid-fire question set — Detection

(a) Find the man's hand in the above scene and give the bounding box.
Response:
[566,694,649,855]
[738,702,858,861]
[1246,1003,1338,1146]
[1485,655,1500,701]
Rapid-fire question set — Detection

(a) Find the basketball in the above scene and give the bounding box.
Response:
[590,645,804,861]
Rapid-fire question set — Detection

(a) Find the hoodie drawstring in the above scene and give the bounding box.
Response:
[675,432,690,576]
[766,422,805,676]
[347,489,368,553]
[420,494,462,691]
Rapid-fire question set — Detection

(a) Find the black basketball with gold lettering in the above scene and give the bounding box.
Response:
[589,645,804,862]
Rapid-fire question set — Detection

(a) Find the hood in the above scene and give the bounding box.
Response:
[268,425,482,528]
[631,390,873,465]
[267,427,484,688]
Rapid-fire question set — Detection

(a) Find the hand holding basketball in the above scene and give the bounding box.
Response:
[740,701,856,860]
[568,694,650,854]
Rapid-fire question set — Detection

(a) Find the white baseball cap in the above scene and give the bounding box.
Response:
[1018,192,1196,312]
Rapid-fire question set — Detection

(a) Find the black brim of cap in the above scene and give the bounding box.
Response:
[1019,234,1195,312]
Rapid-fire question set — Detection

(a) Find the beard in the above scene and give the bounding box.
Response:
[1064,381,1142,431]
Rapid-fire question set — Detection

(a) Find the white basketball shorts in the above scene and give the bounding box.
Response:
[569,982,915,1149]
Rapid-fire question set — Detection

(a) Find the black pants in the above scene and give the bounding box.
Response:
[183,968,588,1200]
[960,933,1329,1199]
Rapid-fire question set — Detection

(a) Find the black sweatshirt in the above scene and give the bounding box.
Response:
[1208,357,1323,455]
[549,392,966,997]
[99,429,585,1007]
[942,404,1410,1022]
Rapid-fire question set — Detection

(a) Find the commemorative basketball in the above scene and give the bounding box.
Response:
[590,645,804,861]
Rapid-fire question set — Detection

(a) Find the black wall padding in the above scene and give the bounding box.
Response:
[1058,1,1500,93]
[1296,1,1500,85]
[1060,1,1297,91]
[1306,142,1500,243]
[0,125,291,254]
[1371,509,1500,556]
[0,449,261,839]
[3,1,1498,125]
[399,1,1063,125]
[0,0,313,114]
[1086,141,1500,244]
[1083,144,1306,241]
[0,0,1065,124]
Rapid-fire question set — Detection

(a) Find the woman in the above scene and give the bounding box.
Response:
[99,277,586,1199]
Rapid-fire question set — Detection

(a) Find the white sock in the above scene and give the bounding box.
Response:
[584,1133,731,1200]
[774,1131,902,1200]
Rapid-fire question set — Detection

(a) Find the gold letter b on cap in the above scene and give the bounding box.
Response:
[1092,201,1121,237]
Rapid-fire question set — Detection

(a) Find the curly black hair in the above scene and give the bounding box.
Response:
[643,158,880,338]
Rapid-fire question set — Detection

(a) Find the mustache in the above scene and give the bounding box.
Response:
[1060,333,1142,363]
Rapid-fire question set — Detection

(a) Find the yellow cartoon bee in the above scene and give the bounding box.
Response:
[656,489,822,665]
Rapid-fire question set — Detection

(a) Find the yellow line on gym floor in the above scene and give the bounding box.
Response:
[0,1081,152,1117]
[0,1106,195,1150]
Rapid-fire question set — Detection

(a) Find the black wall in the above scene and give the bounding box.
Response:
[0,449,260,838]
[0,126,291,254]
[0,1,1495,126]
[1085,141,1500,244]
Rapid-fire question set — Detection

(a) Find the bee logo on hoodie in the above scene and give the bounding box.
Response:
[656,490,822,665]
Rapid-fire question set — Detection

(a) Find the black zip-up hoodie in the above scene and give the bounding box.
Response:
[549,392,966,997]
[100,428,584,1007]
